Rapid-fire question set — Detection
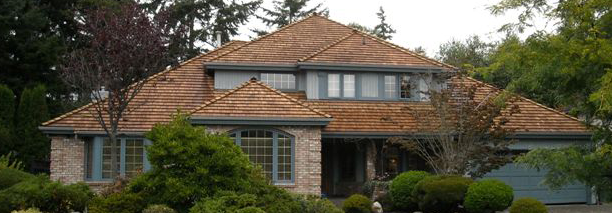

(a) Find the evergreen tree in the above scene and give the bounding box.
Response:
[373,7,396,40]
[140,0,261,60]
[253,0,328,36]
[15,85,49,170]
[0,85,15,156]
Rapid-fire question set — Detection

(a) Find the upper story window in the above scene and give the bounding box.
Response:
[400,74,411,99]
[343,74,355,98]
[328,74,340,97]
[384,75,397,99]
[261,73,295,89]
[229,129,294,184]
[361,73,379,98]
[321,72,428,101]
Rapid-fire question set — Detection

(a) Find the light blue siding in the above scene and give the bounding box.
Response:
[484,163,589,204]
[214,71,259,89]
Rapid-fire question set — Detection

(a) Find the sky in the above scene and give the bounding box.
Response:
[235,0,554,57]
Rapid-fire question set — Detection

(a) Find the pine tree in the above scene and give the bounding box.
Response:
[15,85,49,170]
[0,85,15,156]
[253,0,328,36]
[373,7,396,40]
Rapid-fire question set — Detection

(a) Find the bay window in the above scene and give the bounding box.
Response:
[229,129,294,183]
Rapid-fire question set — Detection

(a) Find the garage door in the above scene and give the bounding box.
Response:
[483,163,590,204]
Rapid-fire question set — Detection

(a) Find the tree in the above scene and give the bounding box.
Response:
[141,0,261,60]
[348,7,396,41]
[410,46,428,57]
[61,2,179,179]
[0,85,15,156]
[390,74,520,177]
[436,35,494,71]
[373,6,396,40]
[253,0,328,37]
[14,85,49,170]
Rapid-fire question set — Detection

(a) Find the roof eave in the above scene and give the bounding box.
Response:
[190,116,332,126]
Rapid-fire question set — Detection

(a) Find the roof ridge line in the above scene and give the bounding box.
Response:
[206,14,320,62]
[253,81,332,118]
[354,31,457,70]
[42,40,246,126]
[464,77,584,123]
[298,31,357,62]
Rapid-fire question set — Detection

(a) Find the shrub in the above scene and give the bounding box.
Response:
[509,198,547,213]
[0,168,34,190]
[296,194,343,213]
[343,194,372,213]
[0,175,93,213]
[189,191,261,213]
[143,204,177,213]
[464,179,514,213]
[389,171,431,211]
[412,175,473,213]
[129,115,267,212]
[89,192,146,213]
[11,208,41,213]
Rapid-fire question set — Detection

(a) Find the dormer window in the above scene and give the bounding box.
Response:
[400,74,411,99]
[261,73,295,90]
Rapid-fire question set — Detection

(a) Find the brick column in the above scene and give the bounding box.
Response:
[365,141,377,181]
[50,136,85,184]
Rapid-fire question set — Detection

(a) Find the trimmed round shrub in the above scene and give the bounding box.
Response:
[0,176,93,213]
[412,175,474,213]
[189,191,261,213]
[298,195,343,213]
[143,204,177,213]
[389,171,431,211]
[10,208,42,213]
[509,198,547,213]
[464,179,514,213]
[342,194,372,213]
[89,192,146,213]
[0,168,35,190]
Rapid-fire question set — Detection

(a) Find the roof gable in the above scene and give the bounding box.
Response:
[190,80,331,119]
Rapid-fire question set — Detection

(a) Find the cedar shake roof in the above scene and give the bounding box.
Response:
[190,80,330,119]
[41,40,247,132]
[42,14,588,135]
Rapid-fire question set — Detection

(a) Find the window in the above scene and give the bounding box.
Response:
[328,74,340,97]
[400,74,411,99]
[361,73,379,98]
[99,138,145,179]
[230,129,294,183]
[384,75,396,99]
[343,74,355,98]
[261,73,295,89]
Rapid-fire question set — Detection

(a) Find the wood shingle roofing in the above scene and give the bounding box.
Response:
[190,80,331,119]
[41,14,589,135]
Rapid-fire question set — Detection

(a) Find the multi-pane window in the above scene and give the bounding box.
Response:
[384,75,397,99]
[101,138,144,179]
[343,74,355,98]
[400,74,411,99]
[328,74,340,97]
[261,73,296,89]
[230,130,294,183]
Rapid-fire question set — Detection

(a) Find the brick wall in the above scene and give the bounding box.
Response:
[207,125,322,195]
[50,136,85,184]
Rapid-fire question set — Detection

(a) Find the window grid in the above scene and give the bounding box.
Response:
[277,135,292,181]
[343,74,355,98]
[102,139,120,179]
[400,74,411,99]
[385,75,397,98]
[261,73,296,89]
[328,74,340,97]
[124,139,144,178]
[240,130,274,180]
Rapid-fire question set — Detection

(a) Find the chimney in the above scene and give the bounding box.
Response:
[216,31,222,47]
[91,86,109,100]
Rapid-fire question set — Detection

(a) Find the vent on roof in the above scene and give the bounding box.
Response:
[215,31,222,47]
[362,35,366,45]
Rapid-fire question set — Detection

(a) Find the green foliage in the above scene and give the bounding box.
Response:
[257,0,328,28]
[89,191,146,213]
[128,114,269,212]
[509,198,547,213]
[342,194,372,213]
[436,35,494,70]
[11,208,42,213]
[0,85,15,154]
[143,204,177,213]
[0,153,24,171]
[189,191,261,213]
[412,175,474,213]
[14,85,49,169]
[0,168,34,190]
[389,171,431,211]
[372,7,396,40]
[464,179,514,213]
[296,195,343,213]
[0,175,93,213]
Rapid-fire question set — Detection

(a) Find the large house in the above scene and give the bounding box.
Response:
[40,14,593,204]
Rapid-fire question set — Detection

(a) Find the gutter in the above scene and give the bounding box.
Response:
[38,126,145,136]
[189,116,332,126]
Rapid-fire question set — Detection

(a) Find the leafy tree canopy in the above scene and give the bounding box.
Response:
[252,0,328,37]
